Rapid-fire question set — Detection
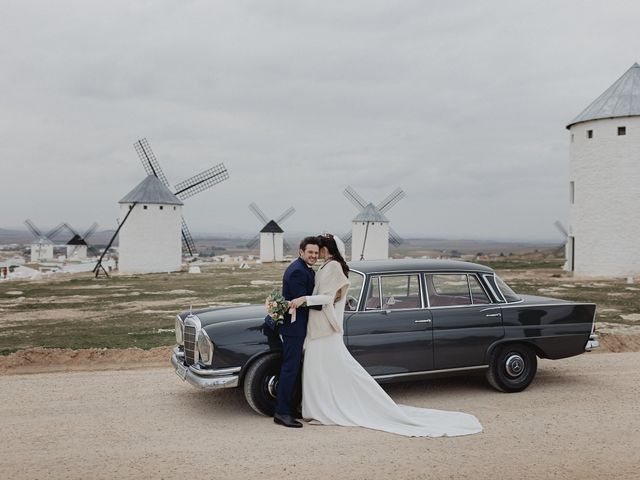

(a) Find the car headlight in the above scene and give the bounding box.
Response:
[197,329,214,365]
[175,315,184,345]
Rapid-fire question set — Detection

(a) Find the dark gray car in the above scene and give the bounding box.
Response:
[172,259,598,416]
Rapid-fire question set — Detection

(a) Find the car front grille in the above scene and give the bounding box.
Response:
[184,325,197,365]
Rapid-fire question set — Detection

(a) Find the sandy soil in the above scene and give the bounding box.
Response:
[0,352,639,480]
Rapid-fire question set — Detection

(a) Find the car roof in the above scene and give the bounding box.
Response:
[347,258,495,274]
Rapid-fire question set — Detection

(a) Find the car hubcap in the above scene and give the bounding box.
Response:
[505,354,525,378]
[266,375,278,398]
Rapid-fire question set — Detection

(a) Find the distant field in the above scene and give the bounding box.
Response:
[0,257,638,355]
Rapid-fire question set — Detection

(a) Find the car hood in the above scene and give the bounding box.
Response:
[179,304,266,328]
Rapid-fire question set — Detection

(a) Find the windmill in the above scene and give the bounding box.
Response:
[24,220,66,262]
[63,222,98,259]
[247,202,295,262]
[343,186,405,260]
[134,137,229,256]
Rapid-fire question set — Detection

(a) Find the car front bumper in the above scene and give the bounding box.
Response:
[171,347,240,390]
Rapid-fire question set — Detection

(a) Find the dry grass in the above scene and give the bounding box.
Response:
[0,257,638,355]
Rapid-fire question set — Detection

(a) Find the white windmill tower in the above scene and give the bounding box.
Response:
[117,175,184,273]
[97,138,230,275]
[24,220,65,263]
[343,186,405,260]
[64,222,98,260]
[565,63,640,276]
[247,203,295,262]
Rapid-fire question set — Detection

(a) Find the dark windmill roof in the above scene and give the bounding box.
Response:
[260,220,284,233]
[353,203,389,223]
[567,63,640,128]
[119,175,183,205]
[67,234,87,246]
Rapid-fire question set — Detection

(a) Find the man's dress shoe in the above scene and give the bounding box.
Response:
[274,413,303,428]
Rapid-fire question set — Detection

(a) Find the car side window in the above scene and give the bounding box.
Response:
[380,274,421,310]
[345,271,365,311]
[428,274,472,307]
[364,276,381,310]
[469,275,491,304]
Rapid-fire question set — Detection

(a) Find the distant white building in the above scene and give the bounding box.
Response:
[117,175,183,274]
[66,235,88,260]
[30,238,54,263]
[566,62,640,277]
[351,203,389,261]
[260,220,284,262]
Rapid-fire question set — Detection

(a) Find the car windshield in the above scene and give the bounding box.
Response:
[494,275,520,302]
[345,270,365,311]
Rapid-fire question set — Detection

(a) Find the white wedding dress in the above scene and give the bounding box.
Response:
[302,261,483,437]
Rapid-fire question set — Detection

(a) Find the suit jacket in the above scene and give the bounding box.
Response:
[279,257,319,337]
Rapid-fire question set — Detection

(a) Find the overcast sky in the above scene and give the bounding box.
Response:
[1,0,639,241]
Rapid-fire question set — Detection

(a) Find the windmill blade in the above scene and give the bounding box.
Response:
[275,207,296,225]
[246,234,260,249]
[377,188,406,213]
[175,163,229,200]
[83,222,99,241]
[180,217,197,256]
[24,219,42,238]
[389,227,403,247]
[342,231,352,248]
[63,222,80,237]
[134,138,171,188]
[554,220,568,239]
[248,202,269,225]
[46,223,67,240]
[343,186,368,210]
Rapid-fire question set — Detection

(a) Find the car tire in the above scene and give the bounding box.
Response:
[486,343,537,393]
[243,352,282,416]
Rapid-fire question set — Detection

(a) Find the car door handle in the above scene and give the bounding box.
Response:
[414,319,432,323]
[485,313,501,317]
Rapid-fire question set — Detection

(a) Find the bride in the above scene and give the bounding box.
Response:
[289,234,483,437]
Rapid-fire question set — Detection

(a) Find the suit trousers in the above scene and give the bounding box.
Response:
[275,334,304,416]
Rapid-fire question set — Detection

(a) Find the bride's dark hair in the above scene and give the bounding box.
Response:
[317,234,349,277]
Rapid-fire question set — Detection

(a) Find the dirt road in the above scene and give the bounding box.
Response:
[1,352,639,480]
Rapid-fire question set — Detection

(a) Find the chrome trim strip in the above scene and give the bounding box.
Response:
[188,365,241,376]
[171,353,239,389]
[372,365,488,381]
[349,269,366,311]
[482,274,506,303]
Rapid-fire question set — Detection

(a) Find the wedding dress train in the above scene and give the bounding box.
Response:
[301,261,483,438]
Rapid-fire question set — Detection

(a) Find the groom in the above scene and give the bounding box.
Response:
[274,236,321,428]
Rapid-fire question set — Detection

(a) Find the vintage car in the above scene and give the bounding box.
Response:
[171,259,598,416]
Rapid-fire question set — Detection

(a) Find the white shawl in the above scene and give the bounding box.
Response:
[306,260,350,340]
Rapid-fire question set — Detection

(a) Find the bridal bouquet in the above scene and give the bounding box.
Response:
[265,290,290,324]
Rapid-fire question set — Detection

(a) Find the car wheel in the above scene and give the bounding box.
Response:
[486,343,537,393]
[243,352,282,416]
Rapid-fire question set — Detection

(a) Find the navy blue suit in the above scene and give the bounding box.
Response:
[275,257,320,416]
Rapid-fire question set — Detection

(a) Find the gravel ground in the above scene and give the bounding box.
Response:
[1,352,639,480]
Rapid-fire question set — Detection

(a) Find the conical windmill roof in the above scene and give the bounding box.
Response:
[67,234,87,246]
[353,203,389,222]
[567,63,640,128]
[119,175,183,205]
[260,220,284,233]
